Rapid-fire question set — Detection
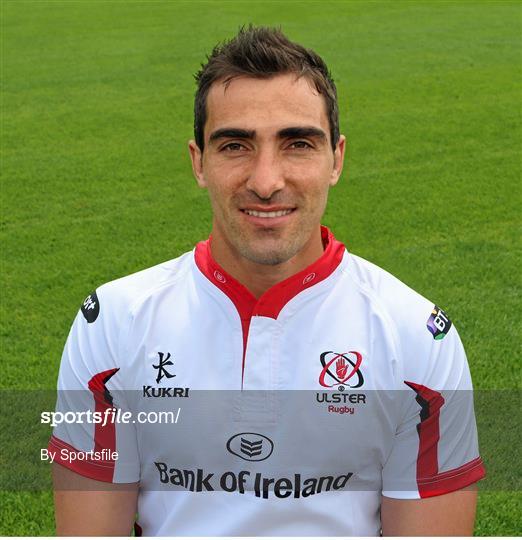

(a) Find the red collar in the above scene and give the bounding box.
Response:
[194,226,345,321]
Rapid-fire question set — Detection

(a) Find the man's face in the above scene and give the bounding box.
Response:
[189,73,345,266]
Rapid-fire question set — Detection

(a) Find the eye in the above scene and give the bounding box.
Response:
[221,142,247,152]
[289,140,313,150]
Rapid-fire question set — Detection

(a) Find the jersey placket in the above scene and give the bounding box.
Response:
[194,226,346,383]
[242,316,278,389]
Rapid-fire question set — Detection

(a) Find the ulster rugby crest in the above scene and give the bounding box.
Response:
[318,351,364,389]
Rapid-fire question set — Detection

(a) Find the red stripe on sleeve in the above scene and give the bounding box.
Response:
[404,381,485,498]
[417,457,486,498]
[87,368,119,457]
[48,435,116,482]
[405,381,445,481]
[48,368,120,482]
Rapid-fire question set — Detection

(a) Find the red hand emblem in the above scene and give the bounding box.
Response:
[336,357,348,380]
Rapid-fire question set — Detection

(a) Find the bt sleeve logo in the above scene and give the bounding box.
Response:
[81,291,100,323]
[426,306,452,340]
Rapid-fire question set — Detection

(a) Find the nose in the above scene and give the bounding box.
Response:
[245,146,285,200]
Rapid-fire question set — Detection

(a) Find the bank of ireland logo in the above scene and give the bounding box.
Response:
[426,306,452,340]
[319,351,364,390]
[226,433,274,462]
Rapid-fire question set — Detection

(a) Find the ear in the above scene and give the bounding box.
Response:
[329,134,346,187]
[188,140,206,188]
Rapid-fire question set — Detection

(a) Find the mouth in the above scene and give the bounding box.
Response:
[241,208,295,219]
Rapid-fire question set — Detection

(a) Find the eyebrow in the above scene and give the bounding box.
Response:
[209,128,255,143]
[277,126,327,141]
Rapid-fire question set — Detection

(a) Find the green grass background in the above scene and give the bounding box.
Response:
[1,0,520,535]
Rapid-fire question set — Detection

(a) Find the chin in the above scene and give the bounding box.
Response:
[244,252,290,266]
[237,239,302,267]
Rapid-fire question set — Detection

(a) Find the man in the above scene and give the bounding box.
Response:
[50,27,485,535]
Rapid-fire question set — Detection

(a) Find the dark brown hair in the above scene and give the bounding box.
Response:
[194,26,339,151]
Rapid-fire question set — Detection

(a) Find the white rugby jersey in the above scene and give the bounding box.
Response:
[49,227,485,536]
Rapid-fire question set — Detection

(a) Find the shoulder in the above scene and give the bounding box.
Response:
[58,251,196,387]
[342,252,461,381]
[344,252,440,332]
[79,250,194,326]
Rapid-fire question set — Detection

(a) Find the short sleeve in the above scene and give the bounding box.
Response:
[48,288,140,484]
[382,315,485,499]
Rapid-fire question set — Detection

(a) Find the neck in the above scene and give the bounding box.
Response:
[209,227,325,298]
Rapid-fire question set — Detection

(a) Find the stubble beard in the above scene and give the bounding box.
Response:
[212,191,326,267]
[226,217,314,266]
[235,231,302,266]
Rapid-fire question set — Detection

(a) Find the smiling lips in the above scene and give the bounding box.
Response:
[243,208,294,218]
[241,208,296,219]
